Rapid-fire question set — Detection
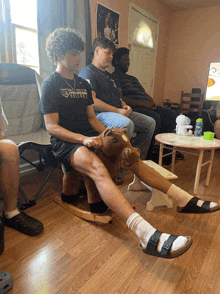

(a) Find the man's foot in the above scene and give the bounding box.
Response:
[177,197,220,213]
[176,151,184,160]
[4,212,44,236]
[167,185,220,213]
[89,200,108,213]
[61,192,81,205]
[142,230,192,258]
[126,213,192,259]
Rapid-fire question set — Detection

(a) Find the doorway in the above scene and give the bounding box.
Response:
[128,3,159,96]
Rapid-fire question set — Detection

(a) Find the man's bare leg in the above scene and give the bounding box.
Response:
[0,140,43,236]
[129,159,220,212]
[0,140,20,213]
[61,165,104,209]
[69,146,191,258]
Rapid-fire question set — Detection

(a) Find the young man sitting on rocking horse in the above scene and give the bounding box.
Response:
[39,28,220,259]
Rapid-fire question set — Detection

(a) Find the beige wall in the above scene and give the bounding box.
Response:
[164,5,220,103]
[89,0,172,104]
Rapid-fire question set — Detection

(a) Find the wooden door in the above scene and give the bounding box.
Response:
[128,3,159,96]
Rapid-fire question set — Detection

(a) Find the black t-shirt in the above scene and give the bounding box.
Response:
[78,64,122,113]
[39,71,97,142]
[111,70,149,103]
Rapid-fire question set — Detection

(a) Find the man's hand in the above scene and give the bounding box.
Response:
[123,105,132,115]
[83,136,103,148]
[117,105,132,117]
[147,101,157,110]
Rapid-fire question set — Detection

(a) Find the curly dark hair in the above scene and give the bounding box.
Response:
[46,28,85,64]
[91,37,115,59]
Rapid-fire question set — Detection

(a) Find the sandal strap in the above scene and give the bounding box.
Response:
[179,197,208,213]
[146,230,162,252]
[201,201,210,211]
[190,197,200,205]
[161,234,179,256]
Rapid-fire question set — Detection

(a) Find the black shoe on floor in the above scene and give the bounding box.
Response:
[4,212,44,236]
[176,151,184,160]
[0,213,4,255]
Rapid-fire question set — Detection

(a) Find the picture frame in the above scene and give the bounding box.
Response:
[96,3,120,46]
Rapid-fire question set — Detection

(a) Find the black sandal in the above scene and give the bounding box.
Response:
[177,197,220,213]
[142,230,192,258]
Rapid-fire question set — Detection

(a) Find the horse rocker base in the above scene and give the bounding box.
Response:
[128,161,178,211]
[53,196,113,224]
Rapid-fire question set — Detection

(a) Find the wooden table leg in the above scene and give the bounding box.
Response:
[205,149,215,187]
[194,149,204,195]
[171,146,176,173]
[159,143,163,166]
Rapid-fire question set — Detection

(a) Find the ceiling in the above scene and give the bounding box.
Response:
[158,0,220,11]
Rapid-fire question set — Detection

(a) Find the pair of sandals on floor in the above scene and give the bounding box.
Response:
[62,190,220,259]
[143,196,220,258]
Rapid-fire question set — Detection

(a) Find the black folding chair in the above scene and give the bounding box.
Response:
[0,63,59,210]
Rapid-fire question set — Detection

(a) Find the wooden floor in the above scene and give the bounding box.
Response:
[1,149,220,294]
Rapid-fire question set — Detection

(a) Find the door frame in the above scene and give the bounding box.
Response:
[128,2,160,95]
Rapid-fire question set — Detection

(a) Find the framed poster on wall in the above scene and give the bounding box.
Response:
[96,3,120,45]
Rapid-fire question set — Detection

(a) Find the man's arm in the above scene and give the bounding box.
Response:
[86,104,106,133]
[44,112,102,148]
[44,113,87,144]
[92,91,131,117]
[119,88,156,110]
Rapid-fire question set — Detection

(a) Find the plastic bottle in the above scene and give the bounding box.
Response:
[194,118,203,137]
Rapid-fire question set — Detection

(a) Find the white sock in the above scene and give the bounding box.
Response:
[167,184,218,209]
[4,209,20,219]
[126,213,188,253]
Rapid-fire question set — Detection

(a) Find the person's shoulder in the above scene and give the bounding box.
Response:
[76,74,91,88]
[42,72,61,87]
[78,64,93,78]
[124,73,136,79]
[112,71,130,81]
[111,70,123,79]
[41,72,61,97]
[78,64,99,83]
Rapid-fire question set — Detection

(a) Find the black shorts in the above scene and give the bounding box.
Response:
[51,137,95,171]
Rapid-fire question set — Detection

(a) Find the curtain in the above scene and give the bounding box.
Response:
[84,0,92,66]
[0,1,5,62]
[67,0,92,68]
[37,0,68,79]
[0,0,14,63]
[37,0,92,79]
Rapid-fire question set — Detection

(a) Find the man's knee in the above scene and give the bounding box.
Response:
[0,140,19,163]
[124,119,134,139]
[88,159,108,181]
[147,116,156,130]
[71,147,109,181]
[149,111,161,126]
[214,119,220,139]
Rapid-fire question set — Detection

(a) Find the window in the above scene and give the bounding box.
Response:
[9,0,39,72]
[205,62,220,102]
[133,22,154,49]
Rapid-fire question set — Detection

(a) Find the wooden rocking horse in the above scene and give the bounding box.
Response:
[54,127,169,223]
